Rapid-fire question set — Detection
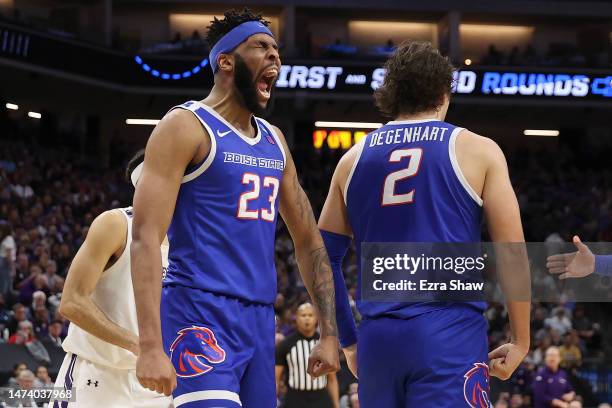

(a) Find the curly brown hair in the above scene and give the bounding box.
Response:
[374,41,454,118]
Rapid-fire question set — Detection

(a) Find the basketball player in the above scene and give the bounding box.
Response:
[318,41,531,407]
[131,8,339,408]
[51,151,172,407]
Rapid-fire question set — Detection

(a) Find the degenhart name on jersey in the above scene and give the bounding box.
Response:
[223,151,285,170]
[369,125,450,147]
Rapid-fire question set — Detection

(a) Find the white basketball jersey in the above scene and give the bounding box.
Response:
[62,207,169,370]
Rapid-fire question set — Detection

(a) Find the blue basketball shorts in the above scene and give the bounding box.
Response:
[357,305,490,408]
[161,285,275,408]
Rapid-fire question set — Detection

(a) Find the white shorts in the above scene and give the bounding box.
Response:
[51,353,173,408]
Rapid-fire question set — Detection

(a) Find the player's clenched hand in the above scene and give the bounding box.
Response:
[342,344,358,379]
[136,347,177,396]
[307,336,340,378]
[488,343,528,380]
[546,235,595,280]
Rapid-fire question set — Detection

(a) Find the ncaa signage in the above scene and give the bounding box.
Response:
[1,22,610,102]
[278,64,612,100]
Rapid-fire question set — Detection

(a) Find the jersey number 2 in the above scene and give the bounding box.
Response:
[381,148,423,206]
[237,173,280,221]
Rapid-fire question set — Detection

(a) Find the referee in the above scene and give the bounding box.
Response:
[276,303,339,408]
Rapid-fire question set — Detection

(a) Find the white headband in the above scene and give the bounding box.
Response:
[130,162,144,187]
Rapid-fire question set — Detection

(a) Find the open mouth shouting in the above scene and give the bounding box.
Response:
[257,65,279,101]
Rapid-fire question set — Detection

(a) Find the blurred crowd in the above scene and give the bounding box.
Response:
[1,125,611,407]
[477,43,609,68]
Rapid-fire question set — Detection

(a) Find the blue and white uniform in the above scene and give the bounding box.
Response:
[160,101,285,408]
[344,119,490,407]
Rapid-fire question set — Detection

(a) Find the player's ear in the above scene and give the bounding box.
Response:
[217,54,234,73]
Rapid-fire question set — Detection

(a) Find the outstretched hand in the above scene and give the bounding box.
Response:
[546,235,595,279]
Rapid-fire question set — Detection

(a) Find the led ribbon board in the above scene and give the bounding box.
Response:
[134,56,209,80]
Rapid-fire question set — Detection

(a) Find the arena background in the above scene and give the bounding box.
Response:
[0,0,611,407]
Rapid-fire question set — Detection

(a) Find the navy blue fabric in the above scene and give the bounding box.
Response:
[320,229,357,348]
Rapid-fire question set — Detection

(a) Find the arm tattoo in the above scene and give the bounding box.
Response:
[310,246,338,337]
[291,174,338,336]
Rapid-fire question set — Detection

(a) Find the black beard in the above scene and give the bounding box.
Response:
[234,54,275,117]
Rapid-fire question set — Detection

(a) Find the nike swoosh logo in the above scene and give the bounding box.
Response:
[217,130,231,137]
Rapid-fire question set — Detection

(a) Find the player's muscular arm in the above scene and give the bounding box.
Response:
[318,147,359,377]
[478,137,531,379]
[273,129,337,336]
[59,210,139,354]
[131,109,206,395]
[273,126,340,376]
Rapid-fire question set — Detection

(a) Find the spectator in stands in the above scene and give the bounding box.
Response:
[31,290,46,311]
[44,319,64,347]
[14,253,30,288]
[32,304,50,341]
[6,362,27,386]
[19,271,49,306]
[7,302,27,335]
[17,369,35,389]
[0,221,15,296]
[533,347,575,408]
[531,306,548,333]
[572,305,599,349]
[34,365,54,389]
[545,307,572,336]
[14,369,39,406]
[0,293,11,337]
[278,307,295,336]
[559,331,582,370]
[9,320,34,344]
[10,174,34,199]
[55,243,71,276]
[44,260,64,295]
[532,335,553,366]
[509,393,525,408]
[509,361,534,396]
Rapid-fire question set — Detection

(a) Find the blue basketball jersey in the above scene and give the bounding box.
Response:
[345,118,484,319]
[163,101,285,305]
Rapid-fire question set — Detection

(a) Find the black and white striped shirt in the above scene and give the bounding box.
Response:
[276,331,327,391]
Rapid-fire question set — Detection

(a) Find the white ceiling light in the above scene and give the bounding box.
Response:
[523,129,559,137]
[315,121,383,129]
[126,119,160,126]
